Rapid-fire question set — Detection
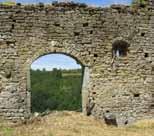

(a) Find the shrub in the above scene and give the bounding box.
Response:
[132,0,149,7]
[2,0,16,6]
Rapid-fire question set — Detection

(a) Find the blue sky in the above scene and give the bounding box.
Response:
[1,0,132,70]
[0,0,132,6]
[31,54,81,70]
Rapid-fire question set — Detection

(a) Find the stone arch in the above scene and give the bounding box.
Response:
[30,52,85,69]
[25,47,90,115]
[112,38,129,57]
[25,40,89,69]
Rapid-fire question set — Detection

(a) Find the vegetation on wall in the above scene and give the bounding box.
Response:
[132,0,149,7]
[30,68,83,113]
[1,0,16,5]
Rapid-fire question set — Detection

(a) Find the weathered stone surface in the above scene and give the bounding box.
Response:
[103,112,117,126]
[0,1,153,126]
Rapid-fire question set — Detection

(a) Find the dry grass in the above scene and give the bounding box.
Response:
[0,111,154,136]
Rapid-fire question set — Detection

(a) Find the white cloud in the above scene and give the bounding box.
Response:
[31,54,82,70]
[112,0,131,5]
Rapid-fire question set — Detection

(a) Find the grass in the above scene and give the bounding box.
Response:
[0,111,154,136]
[1,1,16,6]
[1,128,14,136]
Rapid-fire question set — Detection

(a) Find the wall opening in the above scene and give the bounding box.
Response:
[134,93,140,98]
[112,40,129,57]
[144,53,149,58]
[30,53,84,113]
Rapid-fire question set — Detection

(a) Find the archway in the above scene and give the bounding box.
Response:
[29,53,86,113]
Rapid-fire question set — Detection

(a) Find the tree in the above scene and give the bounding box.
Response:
[52,68,62,79]
[30,68,83,113]
[42,68,46,72]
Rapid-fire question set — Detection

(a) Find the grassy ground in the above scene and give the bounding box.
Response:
[0,111,154,136]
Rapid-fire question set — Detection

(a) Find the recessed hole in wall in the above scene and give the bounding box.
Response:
[140,4,146,8]
[101,20,105,24]
[5,71,11,79]
[92,92,96,95]
[83,23,88,27]
[134,93,140,98]
[74,32,80,36]
[115,21,118,25]
[144,53,149,58]
[94,54,98,57]
[13,19,16,22]
[112,40,129,57]
[90,30,93,34]
[54,23,60,27]
[6,41,14,45]
[12,24,15,29]
[104,116,117,126]
[141,32,145,36]
[118,10,121,14]
[150,104,154,109]
[106,110,110,113]
[124,120,128,125]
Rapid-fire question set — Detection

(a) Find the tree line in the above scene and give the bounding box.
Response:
[30,68,83,113]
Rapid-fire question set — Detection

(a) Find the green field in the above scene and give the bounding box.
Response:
[30,68,83,113]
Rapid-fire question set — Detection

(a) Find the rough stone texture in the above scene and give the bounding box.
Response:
[0,1,153,126]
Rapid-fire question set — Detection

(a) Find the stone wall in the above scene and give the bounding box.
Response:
[0,1,153,125]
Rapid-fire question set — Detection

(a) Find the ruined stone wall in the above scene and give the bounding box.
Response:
[0,2,153,125]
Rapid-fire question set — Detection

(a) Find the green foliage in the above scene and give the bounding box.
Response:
[132,0,149,7]
[31,68,83,113]
[2,0,16,5]
[2,128,14,136]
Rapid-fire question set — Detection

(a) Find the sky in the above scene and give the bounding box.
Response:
[0,0,132,70]
[0,0,132,6]
[31,54,81,70]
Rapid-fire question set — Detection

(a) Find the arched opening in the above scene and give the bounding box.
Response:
[112,40,129,57]
[30,53,85,113]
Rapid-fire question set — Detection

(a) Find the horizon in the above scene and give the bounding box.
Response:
[31,67,82,71]
[31,54,82,70]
